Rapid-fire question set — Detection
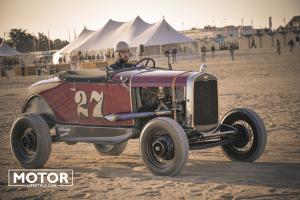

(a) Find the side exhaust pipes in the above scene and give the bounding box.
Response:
[104,110,172,122]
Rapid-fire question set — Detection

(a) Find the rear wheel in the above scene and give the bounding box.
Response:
[93,141,128,156]
[221,108,267,162]
[10,113,52,168]
[140,117,189,176]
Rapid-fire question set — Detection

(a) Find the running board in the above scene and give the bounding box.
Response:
[55,124,134,144]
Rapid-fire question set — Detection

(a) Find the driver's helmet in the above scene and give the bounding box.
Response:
[114,41,129,52]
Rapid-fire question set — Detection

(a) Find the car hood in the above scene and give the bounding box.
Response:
[114,69,196,87]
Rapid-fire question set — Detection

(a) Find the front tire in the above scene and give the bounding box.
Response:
[140,117,189,176]
[93,141,128,156]
[10,113,52,168]
[220,108,267,162]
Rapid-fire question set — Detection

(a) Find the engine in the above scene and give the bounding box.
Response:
[137,86,186,126]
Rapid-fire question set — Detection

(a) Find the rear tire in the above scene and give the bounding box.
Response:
[140,117,189,176]
[10,113,52,168]
[220,108,267,162]
[93,141,128,156]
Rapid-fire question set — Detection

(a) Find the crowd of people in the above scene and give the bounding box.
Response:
[59,36,300,69]
[164,47,178,69]
[276,38,297,55]
[67,50,135,64]
[163,43,240,64]
[0,56,25,79]
[0,57,19,66]
[2,38,299,80]
[58,56,66,64]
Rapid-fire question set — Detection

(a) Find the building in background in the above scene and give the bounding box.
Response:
[182,25,255,39]
[285,15,300,31]
[183,15,300,51]
[182,25,255,51]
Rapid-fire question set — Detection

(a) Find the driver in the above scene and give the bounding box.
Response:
[108,41,133,71]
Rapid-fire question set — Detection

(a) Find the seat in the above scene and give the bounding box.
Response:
[59,69,106,82]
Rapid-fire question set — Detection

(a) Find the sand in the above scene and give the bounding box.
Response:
[1,48,300,199]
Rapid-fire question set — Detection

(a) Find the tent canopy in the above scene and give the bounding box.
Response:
[61,27,95,54]
[53,27,95,63]
[75,17,148,51]
[75,16,194,52]
[130,19,194,46]
[0,41,21,57]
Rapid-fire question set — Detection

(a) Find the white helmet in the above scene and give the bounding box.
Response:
[114,41,129,52]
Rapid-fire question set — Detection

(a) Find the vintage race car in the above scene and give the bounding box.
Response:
[10,58,267,176]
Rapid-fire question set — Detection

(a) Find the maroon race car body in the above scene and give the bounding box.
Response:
[23,69,193,126]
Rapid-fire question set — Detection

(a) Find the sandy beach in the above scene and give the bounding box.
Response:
[1,48,300,199]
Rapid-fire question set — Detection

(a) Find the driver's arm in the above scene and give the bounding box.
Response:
[107,66,114,73]
[108,63,120,71]
[124,62,134,68]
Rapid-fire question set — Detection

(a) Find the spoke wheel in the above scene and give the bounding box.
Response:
[221,108,267,162]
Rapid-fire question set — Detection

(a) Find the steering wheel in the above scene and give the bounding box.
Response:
[106,57,156,80]
[134,57,155,68]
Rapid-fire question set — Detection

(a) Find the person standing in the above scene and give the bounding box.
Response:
[229,43,234,61]
[201,45,206,62]
[112,52,115,61]
[75,52,82,70]
[164,49,170,65]
[171,47,177,64]
[296,36,300,49]
[251,37,256,48]
[211,45,216,58]
[19,57,25,76]
[0,57,9,80]
[70,55,75,70]
[276,40,281,55]
[107,51,111,60]
[63,56,66,64]
[288,39,295,53]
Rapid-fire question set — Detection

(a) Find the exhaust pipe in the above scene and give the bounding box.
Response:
[104,110,172,122]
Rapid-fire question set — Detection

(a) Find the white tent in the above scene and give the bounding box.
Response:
[53,27,95,64]
[111,16,152,45]
[130,19,194,46]
[75,17,145,51]
[52,48,64,64]
[61,27,95,54]
[75,16,194,52]
[0,41,21,57]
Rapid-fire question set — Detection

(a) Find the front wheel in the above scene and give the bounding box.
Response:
[220,108,267,162]
[140,117,189,176]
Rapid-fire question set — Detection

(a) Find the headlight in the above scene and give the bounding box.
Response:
[199,64,208,73]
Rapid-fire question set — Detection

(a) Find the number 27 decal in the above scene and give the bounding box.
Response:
[74,90,104,118]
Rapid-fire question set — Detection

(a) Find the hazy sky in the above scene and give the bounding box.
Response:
[0,0,299,41]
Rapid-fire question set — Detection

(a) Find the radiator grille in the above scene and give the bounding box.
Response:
[194,79,218,125]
